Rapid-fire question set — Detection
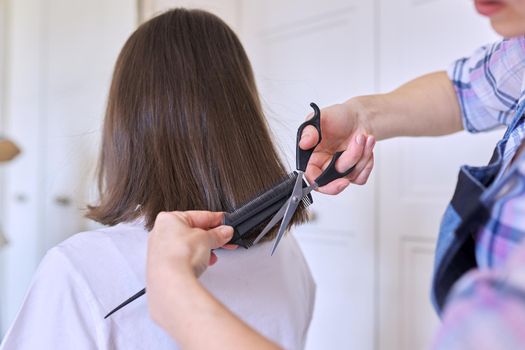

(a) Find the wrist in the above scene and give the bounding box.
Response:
[344,96,377,137]
[148,265,200,330]
[345,94,391,141]
[157,259,196,283]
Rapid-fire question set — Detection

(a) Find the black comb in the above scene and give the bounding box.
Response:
[224,171,313,248]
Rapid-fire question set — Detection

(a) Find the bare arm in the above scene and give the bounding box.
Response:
[155,270,281,350]
[360,71,463,140]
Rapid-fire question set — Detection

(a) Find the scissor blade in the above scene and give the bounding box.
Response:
[270,228,286,255]
[252,198,290,245]
[271,175,304,255]
[270,199,300,255]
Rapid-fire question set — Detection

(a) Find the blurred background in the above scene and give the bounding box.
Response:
[0,0,503,349]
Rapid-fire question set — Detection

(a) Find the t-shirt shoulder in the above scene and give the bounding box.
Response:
[0,246,102,349]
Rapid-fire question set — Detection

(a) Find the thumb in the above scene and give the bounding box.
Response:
[206,225,234,249]
[299,125,320,150]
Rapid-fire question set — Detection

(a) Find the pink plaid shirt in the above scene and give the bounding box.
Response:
[433,36,525,349]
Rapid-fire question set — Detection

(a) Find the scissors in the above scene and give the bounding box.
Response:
[253,102,355,254]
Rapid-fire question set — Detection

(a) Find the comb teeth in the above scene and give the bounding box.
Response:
[301,194,313,207]
[224,172,313,247]
[241,188,314,249]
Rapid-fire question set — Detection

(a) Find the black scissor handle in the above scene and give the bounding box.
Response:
[314,151,355,187]
[296,102,322,172]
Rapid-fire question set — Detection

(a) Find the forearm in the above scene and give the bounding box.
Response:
[151,267,281,350]
[354,71,463,140]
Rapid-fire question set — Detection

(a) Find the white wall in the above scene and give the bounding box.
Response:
[0,0,8,334]
[0,0,137,336]
[239,2,377,349]
[0,0,44,335]
[140,0,240,30]
[0,0,6,131]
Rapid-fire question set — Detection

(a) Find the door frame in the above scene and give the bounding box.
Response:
[0,0,9,335]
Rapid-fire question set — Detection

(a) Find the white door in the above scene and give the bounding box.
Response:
[0,0,136,335]
[240,2,377,349]
[1,0,49,333]
[41,0,136,250]
[377,1,501,349]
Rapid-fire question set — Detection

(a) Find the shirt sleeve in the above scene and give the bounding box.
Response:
[432,241,525,350]
[448,36,525,133]
[0,247,101,350]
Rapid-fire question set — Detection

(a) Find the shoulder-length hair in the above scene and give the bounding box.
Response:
[87,8,307,239]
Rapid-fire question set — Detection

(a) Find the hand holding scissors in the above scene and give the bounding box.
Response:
[253,103,357,254]
[299,101,375,194]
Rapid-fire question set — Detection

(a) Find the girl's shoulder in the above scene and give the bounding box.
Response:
[42,221,150,318]
[0,222,162,349]
[56,220,148,262]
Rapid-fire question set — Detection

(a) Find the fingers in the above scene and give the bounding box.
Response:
[206,225,234,249]
[316,177,350,195]
[353,154,374,185]
[335,134,366,173]
[311,133,366,195]
[346,135,375,181]
[303,152,325,184]
[155,211,233,250]
[202,225,233,269]
[180,211,225,229]
[318,152,374,193]
[315,135,375,194]
[222,244,239,250]
[209,251,218,266]
[299,125,320,150]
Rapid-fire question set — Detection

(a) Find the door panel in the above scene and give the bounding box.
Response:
[0,0,136,335]
[1,0,43,334]
[42,0,136,249]
[378,1,502,349]
[241,2,376,349]
[399,237,438,350]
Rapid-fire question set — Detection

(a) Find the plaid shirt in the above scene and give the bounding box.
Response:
[433,36,525,349]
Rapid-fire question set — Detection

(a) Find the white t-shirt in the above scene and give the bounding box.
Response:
[0,221,316,350]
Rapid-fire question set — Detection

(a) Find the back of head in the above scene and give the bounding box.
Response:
[87,8,307,240]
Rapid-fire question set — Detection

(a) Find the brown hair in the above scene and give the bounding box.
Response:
[87,8,307,240]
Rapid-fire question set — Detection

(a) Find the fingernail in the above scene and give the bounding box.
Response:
[219,225,233,237]
[337,158,351,172]
[356,134,364,145]
[299,134,308,147]
[366,136,376,148]
[338,184,347,192]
